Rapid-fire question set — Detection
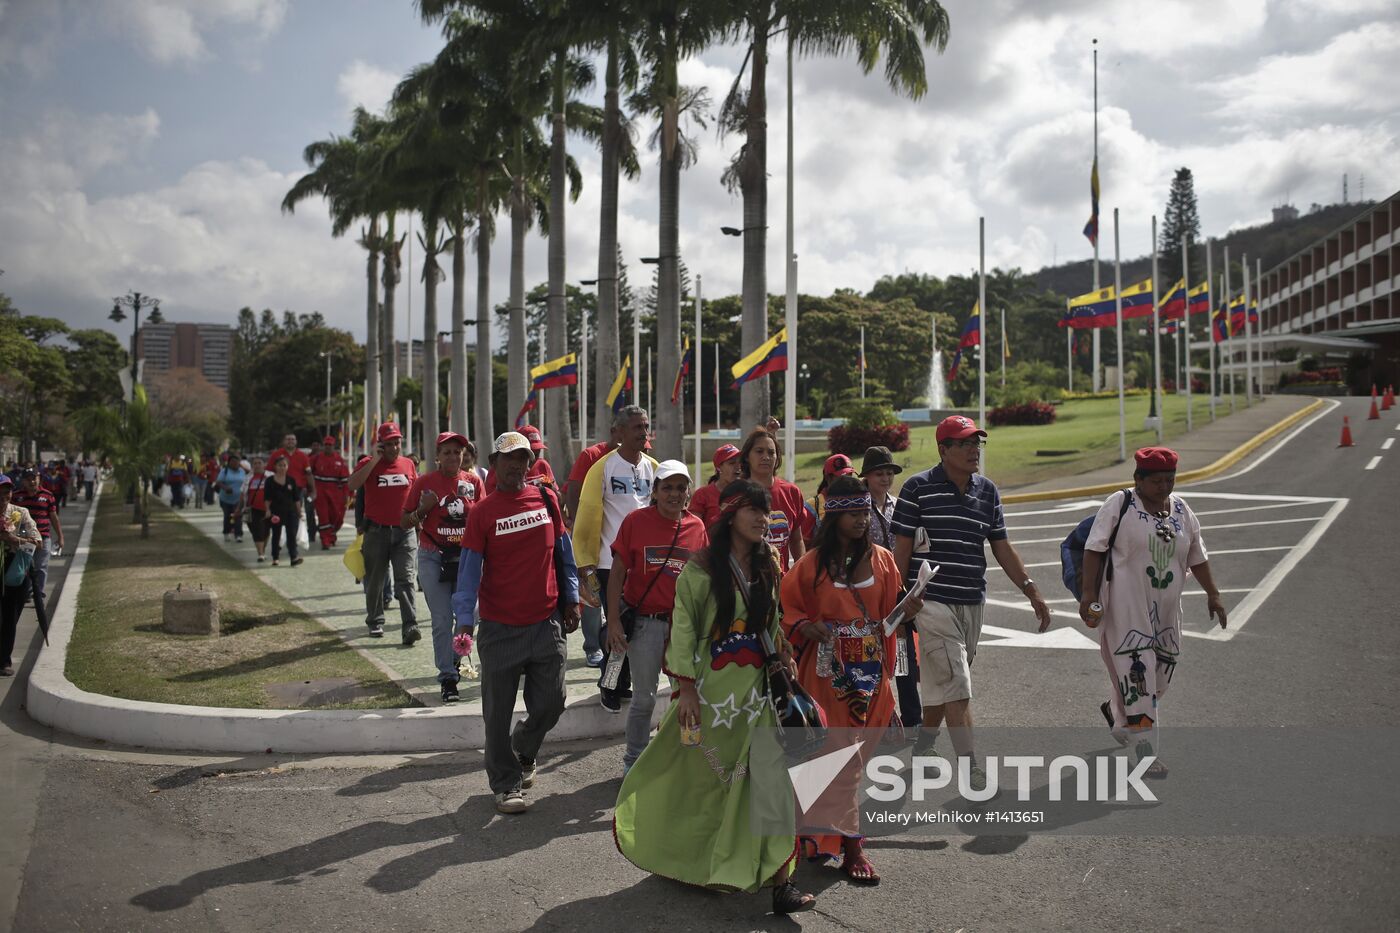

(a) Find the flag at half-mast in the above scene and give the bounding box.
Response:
[1060,285,1116,329]
[607,354,633,413]
[1118,278,1155,320]
[946,302,981,382]
[530,352,578,390]
[1159,279,1188,320]
[515,388,538,429]
[731,327,788,389]
[1082,157,1100,247]
[1187,281,1211,316]
[671,338,693,404]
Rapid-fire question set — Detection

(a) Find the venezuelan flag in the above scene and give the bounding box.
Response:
[1060,285,1117,329]
[515,388,537,429]
[730,327,788,389]
[671,339,693,405]
[531,352,578,391]
[946,303,980,382]
[1187,281,1211,316]
[1083,157,1100,247]
[1119,278,1155,320]
[1159,279,1187,320]
[607,354,633,414]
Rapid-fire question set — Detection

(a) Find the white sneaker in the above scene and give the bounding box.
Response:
[495,790,529,814]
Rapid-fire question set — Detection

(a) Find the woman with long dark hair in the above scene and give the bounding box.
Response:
[263,455,303,567]
[781,475,921,885]
[737,430,805,571]
[614,480,815,915]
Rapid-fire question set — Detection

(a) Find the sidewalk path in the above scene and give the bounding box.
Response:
[169,507,605,710]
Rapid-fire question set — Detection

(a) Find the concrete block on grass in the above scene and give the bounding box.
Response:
[163,586,219,635]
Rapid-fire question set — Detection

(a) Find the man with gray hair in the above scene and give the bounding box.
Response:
[572,405,657,713]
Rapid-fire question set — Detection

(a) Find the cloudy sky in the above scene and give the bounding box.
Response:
[1,0,1396,347]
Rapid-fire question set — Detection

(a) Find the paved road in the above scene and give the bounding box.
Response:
[4,400,1399,931]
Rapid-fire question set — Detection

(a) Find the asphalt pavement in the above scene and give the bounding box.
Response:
[4,398,1399,932]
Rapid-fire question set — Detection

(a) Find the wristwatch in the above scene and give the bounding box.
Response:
[1019,577,1036,593]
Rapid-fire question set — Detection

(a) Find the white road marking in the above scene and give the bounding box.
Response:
[1003,500,1106,518]
[1201,516,1323,532]
[979,622,1098,650]
[1187,398,1341,486]
[1383,438,1395,450]
[1201,546,1295,557]
[1365,456,1382,470]
[1185,497,1349,642]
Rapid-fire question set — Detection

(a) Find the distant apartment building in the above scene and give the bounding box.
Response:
[392,335,473,382]
[136,322,235,389]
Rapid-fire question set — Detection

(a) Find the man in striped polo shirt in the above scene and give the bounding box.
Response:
[892,415,1049,788]
[15,469,63,618]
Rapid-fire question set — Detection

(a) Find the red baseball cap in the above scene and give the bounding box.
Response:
[520,425,546,451]
[376,422,402,442]
[712,444,741,469]
[936,415,986,443]
[823,453,855,477]
[322,436,336,446]
[1134,446,1179,472]
[436,431,469,450]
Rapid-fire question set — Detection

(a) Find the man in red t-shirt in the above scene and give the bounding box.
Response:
[484,424,557,495]
[347,422,420,642]
[606,460,708,771]
[310,436,350,549]
[451,431,580,814]
[15,469,63,618]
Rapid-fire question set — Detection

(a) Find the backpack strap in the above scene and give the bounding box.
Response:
[1101,488,1134,585]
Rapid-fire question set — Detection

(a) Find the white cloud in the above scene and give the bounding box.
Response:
[337,60,401,115]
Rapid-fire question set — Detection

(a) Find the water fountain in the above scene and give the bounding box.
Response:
[925,314,947,410]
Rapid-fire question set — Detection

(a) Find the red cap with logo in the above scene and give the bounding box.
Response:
[436,431,469,449]
[519,425,546,451]
[822,453,855,477]
[936,415,986,443]
[322,436,337,447]
[712,444,741,469]
[1134,446,1179,472]
[376,422,402,442]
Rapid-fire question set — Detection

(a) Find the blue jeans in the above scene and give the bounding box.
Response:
[418,548,459,684]
[623,614,670,768]
[581,603,602,655]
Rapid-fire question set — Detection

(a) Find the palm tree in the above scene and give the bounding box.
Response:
[72,386,195,538]
[719,0,951,429]
[282,108,395,427]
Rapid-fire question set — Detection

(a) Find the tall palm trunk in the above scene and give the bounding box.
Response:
[421,221,441,440]
[594,31,622,440]
[475,171,495,448]
[380,214,401,421]
[508,131,529,423]
[546,50,574,474]
[364,216,382,431]
[739,20,770,431]
[450,217,469,436]
[654,36,683,460]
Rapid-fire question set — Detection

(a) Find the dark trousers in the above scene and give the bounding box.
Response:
[593,569,632,697]
[84,481,94,501]
[220,502,242,538]
[1,576,30,669]
[477,616,567,794]
[269,513,299,561]
[303,489,318,546]
[896,625,923,728]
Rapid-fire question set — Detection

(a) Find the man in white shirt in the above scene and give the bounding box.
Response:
[572,405,657,712]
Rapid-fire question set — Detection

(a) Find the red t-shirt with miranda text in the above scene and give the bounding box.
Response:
[463,484,565,625]
[405,470,482,552]
[611,506,708,616]
[362,456,419,527]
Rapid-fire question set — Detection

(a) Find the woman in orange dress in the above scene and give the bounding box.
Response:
[779,476,922,885]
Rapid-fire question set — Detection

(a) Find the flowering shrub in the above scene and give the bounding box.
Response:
[827,422,910,455]
[1279,368,1343,387]
[987,401,1057,426]
[1162,378,1207,393]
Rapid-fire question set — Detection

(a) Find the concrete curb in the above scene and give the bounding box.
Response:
[26,486,658,754]
[1001,398,1326,504]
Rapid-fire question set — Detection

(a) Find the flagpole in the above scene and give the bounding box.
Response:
[1091,38,1102,394]
[1205,239,1216,421]
[1181,233,1192,431]
[1223,246,1235,413]
[714,342,720,432]
[860,325,866,399]
[581,306,589,446]
[695,274,703,479]
[1255,257,1264,396]
[1113,208,1126,462]
[978,216,987,461]
[1242,251,1253,406]
[784,36,797,483]
[1149,214,1163,442]
[1066,325,1073,393]
[1000,307,1007,389]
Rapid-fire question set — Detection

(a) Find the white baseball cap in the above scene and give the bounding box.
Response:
[654,459,691,483]
[492,432,533,457]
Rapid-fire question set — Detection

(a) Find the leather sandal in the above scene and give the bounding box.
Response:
[772,881,816,915]
[841,852,881,886]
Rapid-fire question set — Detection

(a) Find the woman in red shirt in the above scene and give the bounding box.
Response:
[737,429,805,571]
[687,444,741,528]
[606,460,708,772]
[242,455,269,562]
[402,431,482,704]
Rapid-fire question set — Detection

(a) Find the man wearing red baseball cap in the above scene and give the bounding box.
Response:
[310,436,350,549]
[348,422,421,642]
[891,415,1049,785]
[686,443,741,528]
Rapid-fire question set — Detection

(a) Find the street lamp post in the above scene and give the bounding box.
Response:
[319,350,335,442]
[109,291,164,400]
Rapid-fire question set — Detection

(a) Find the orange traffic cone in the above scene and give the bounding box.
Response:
[1384,386,1395,411]
[1339,416,1354,447]
[1368,397,1381,420]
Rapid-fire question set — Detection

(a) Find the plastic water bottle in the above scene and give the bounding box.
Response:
[600,650,625,690]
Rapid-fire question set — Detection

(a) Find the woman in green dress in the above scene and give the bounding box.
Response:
[614,480,816,915]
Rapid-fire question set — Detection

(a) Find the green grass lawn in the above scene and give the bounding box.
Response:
[66,490,416,709]
[790,393,1221,491]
